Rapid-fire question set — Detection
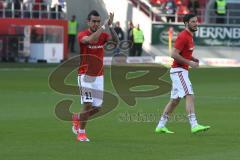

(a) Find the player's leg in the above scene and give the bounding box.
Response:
[76,103,101,141]
[76,105,100,134]
[162,98,180,115]
[180,71,210,133]
[185,94,196,120]
[175,70,197,128]
[77,75,103,141]
[185,94,195,113]
[185,94,197,127]
[73,75,95,141]
[185,94,210,133]
[155,98,180,133]
[79,102,92,130]
[155,70,181,133]
[88,75,104,117]
[177,71,196,127]
[88,107,101,117]
[75,102,91,141]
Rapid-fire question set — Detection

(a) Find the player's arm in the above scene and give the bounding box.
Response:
[191,56,199,63]
[108,26,119,44]
[171,48,199,68]
[107,13,119,44]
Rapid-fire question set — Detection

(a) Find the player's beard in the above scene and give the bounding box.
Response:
[188,25,197,32]
[90,25,99,32]
[90,27,97,32]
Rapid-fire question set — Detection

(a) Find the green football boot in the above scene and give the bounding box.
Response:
[191,124,210,133]
[155,127,174,134]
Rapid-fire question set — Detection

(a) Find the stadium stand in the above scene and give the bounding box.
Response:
[0,0,66,19]
[129,0,240,24]
[0,0,68,63]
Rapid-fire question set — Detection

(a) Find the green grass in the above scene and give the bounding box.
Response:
[0,64,240,160]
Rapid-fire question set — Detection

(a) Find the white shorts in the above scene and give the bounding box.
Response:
[170,68,194,99]
[78,74,104,107]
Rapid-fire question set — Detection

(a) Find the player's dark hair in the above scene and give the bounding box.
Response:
[183,14,196,24]
[87,10,100,20]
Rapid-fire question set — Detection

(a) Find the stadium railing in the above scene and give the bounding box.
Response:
[0,1,67,20]
[129,0,240,25]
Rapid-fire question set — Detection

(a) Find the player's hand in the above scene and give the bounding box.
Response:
[189,61,199,68]
[108,12,114,26]
[193,58,199,63]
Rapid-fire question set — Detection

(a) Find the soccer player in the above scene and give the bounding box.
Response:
[72,10,119,141]
[155,14,210,134]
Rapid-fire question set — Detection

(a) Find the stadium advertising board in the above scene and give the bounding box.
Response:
[152,24,240,47]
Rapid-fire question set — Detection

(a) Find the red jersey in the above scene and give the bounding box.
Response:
[78,29,110,76]
[172,29,194,70]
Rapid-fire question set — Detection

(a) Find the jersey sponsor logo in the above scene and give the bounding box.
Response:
[88,45,104,49]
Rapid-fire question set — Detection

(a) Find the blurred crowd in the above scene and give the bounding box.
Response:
[149,0,228,24]
[149,0,202,22]
[0,0,66,19]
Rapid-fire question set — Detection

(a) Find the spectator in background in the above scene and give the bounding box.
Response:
[188,0,199,15]
[132,24,144,56]
[127,21,134,56]
[165,0,177,23]
[215,0,227,24]
[0,1,3,17]
[58,0,66,13]
[112,21,124,55]
[51,0,63,19]
[114,21,124,41]
[32,0,45,18]
[44,0,51,17]
[23,0,32,18]
[127,20,134,41]
[14,0,22,17]
[4,0,13,17]
[68,15,78,53]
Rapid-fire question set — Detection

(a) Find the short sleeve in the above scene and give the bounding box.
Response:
[78,32,86,44]
[174,34,187,51]
[104,32,111,42]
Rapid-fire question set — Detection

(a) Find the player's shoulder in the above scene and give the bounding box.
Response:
[176,30,189,41]
[178,30,188,37]
[100,32,110,40]
[78,29,89,36]
[101,31,110,36]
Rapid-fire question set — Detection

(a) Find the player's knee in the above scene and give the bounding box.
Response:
[82,103,93,114]
[185,94,195,101]
[170,99,180,106]
[84,102,92,108]
[93,107,101,113]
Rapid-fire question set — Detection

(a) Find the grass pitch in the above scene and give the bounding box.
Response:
[0,63,240,160]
